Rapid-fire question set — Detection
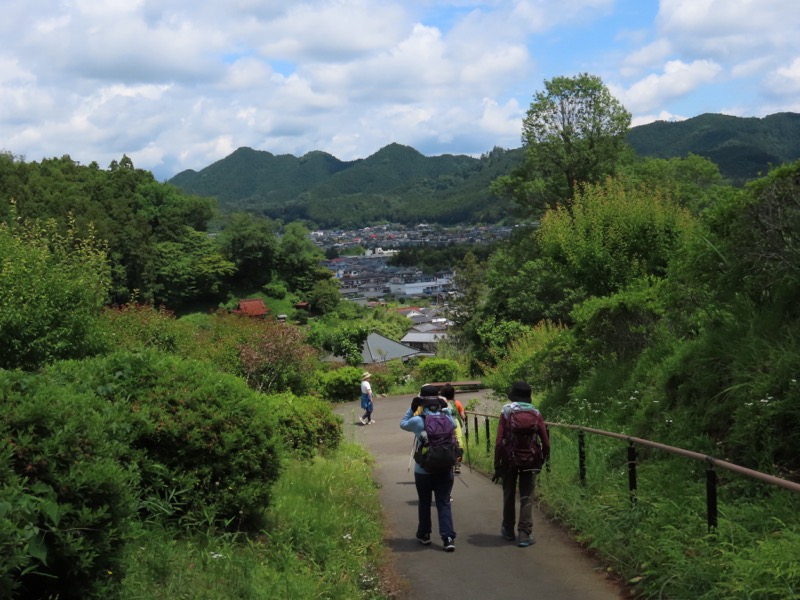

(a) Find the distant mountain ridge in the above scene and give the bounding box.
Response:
[171,143,522,228]
[626,112,800,184]
[169,112,800,228]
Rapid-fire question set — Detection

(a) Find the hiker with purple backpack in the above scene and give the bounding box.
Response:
[492,381,551,548]
[400,384,461,552]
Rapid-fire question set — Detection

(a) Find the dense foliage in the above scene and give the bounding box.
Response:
[0,215,110,370]
[474,161,800,477]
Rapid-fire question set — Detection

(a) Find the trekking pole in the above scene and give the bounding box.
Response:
[465,422,473,473]
[455,472,469,487]
[407,436,416,472]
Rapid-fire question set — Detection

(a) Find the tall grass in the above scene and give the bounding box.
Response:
[120,443,386,599]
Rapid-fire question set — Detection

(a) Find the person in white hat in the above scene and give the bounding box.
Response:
[360,372,375,425]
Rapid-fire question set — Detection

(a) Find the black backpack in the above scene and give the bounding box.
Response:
[414,412,460,474]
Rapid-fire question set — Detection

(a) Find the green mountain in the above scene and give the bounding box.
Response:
[625,112,800,184]
[169,113,800,228]
[170,144,522,228]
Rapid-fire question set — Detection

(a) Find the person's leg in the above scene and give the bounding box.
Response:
[414,472,433,539]
[517,469,535,536]
[501,466,518,538]
[432,471,455,541]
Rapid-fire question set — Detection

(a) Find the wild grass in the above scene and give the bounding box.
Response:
[120,443,386,600]
[538,430,800,599]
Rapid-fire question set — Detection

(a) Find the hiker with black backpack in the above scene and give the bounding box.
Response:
[400,384,462,552]
[492,381,550,548]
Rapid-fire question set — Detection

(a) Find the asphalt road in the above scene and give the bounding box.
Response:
[335,392,627,600]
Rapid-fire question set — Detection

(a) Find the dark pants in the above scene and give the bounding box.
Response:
[361,394,373,421]
[414,471,455,541]
[502,466,536,535]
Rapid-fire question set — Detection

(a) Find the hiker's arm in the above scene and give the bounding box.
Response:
[400,408,423,434]
[538,415,551,460]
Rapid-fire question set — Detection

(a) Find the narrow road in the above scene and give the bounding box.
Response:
[336,393,627,600]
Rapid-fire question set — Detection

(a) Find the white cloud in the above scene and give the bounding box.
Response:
[1,0,799,180]
[765,57,800,95]
[621,59,722,113]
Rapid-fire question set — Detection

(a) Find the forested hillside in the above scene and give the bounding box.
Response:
[626,111,800,184]
[168,113,800,228]
[170,144,522,227]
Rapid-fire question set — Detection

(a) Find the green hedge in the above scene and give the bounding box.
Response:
[46,351,283,531]
[0,370,138,599]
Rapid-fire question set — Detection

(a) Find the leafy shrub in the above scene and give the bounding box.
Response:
[0,217,110,371]
[318,367,363,402]
[267,393,343,459]
[0,369,138,599]
[99,302,183,353]
[414,358,460,384]
[262,281,287,299]
[46,350,283,531]
[481,320,571,398]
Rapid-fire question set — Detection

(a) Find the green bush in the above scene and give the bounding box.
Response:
[267,393,343,459]
[46,351,283,531]
[99,302,183,353]
[414,358,460,384]
[318,367,363,402]
[0,217,110,371]
[0,370,138,600]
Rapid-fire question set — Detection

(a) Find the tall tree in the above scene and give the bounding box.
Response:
[494,73,631,216]
[276,222,327,292]
[217,212,279,289]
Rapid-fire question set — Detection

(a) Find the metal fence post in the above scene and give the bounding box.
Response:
[473,415,479,445]
[484,416,491,454]
[627,441,637,504]
[706,465,718,532]
[578,430,586,486]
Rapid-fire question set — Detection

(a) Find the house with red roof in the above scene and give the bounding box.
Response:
[234,298,269,318]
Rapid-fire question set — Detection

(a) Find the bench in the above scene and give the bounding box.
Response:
[426,381,483,393]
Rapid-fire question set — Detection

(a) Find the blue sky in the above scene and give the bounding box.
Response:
[1,0,798,181]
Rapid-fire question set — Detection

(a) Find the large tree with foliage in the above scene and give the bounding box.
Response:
[494,73,631,216]
[217,212,279,289]
[276,222,328,292]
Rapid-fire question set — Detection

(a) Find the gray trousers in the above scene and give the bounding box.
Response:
[502,466,536,535]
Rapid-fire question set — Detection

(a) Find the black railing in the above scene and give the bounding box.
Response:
[464,411,800,531]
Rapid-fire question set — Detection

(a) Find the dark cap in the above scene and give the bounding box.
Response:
[507,381,532,403]
[420,384,440,397]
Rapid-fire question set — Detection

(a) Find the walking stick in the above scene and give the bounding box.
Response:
[407,436,416,472]
[465,419,473,473]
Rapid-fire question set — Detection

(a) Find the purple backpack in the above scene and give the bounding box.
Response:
[414,412,458,473]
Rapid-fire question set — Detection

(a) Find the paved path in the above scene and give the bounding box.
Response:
[335,393,626,600]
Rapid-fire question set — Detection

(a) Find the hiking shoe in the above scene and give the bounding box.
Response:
[518,532,536,547]
[443,537,455,552]
[359,417,367,425]
[368,419,376,424]
[416,533,431,545]
[501,527,515,541]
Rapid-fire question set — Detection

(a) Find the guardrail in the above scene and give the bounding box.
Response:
[463,410,800,531]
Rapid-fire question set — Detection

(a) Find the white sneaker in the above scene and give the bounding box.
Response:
[368,419,376,424]
[359,417,367,425]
